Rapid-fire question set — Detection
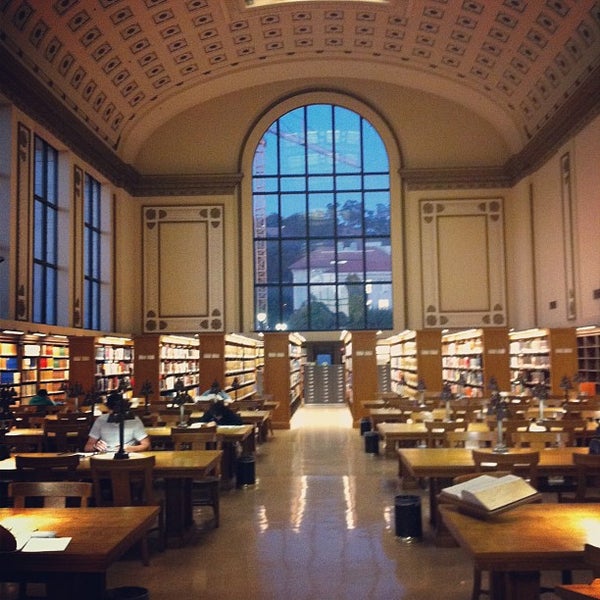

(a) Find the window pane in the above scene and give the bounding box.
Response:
[281,177,305,192]
[336,175,362,191]
[365,239,392,281]
[283,239,307,283]
[365,192,390,235]
[306,105,332,175]
[363,119,388,171]
[264,240,280,283]
[281,193,306,238]
[308,193,334,237]
[337,198,363,237]
[334,106,361,174]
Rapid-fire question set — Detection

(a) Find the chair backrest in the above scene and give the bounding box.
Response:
[171,430,219,451]
[15,453,81,481]
[444,430,497,448]
[90,455,156,507]
[501,419,535,434]
[584,543,600,578]
[572,452,600,501]
[9,481,92,508]
[471,449,540,487]
[511,430,571,449]
[42,420,89,452]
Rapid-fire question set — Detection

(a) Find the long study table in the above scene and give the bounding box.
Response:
[398,446,591,531]
[0,506,158,600]
[440,503,600,600]
[0,450,221,545]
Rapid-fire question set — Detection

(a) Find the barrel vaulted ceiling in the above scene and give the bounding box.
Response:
[0,0,599,191]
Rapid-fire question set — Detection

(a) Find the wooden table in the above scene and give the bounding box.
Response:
[146,425,255,483]
[376,422,427,456]
[398,446,590,530]
[5,428,44,451]
[1,450,221,546]
[238,410,272,443]
[440,503,600,600]
[0,506,158,600]
[369,408,406,426]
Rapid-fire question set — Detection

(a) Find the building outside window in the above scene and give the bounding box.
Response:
[252,104,392,332]
[32,136,58,324]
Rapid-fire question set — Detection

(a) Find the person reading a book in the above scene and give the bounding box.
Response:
[198,399,243,426]
[84,392,150,453]
[28,388,56,408]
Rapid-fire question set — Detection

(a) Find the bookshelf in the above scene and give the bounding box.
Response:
[263,332,306,428]
[576,326,600,395]
[342,331,378,425]
[69,335,134,398]
[509,328,578,397]
[133,334,200,403]
[0,331,69,403]
[198,333,263,401]
[442,328,510,396]
[384,330,443,397]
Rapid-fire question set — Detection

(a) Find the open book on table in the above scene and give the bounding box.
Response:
[439,474,541,518]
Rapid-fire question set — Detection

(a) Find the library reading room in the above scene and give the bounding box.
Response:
[0,1,599,599]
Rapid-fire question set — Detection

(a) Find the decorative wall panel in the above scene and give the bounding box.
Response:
[560,152,576,320]
[15,122,31,321]
[420,198,506,329]
[143,205,224,333]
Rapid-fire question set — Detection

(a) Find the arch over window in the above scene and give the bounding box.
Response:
[252,103,392,332]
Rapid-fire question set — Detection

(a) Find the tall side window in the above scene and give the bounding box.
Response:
[83,173,102,330]
[32,136,58,324]
[252,104,392,331]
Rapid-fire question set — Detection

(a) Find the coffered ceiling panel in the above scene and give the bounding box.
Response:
[0,0,599,170]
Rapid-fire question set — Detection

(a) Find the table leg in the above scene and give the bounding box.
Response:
[46,572,106,600]
[491,570,540,600]
[163,477,193,544]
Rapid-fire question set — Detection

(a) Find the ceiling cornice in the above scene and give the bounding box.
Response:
[1,41,599,194]
[399,166,511,191]
[504,62,600,181]
[131,173,244,196]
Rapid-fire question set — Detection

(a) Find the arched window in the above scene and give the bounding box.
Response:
[252,104,392,331]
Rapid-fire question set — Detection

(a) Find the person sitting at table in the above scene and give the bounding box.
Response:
[200,381,232,403]
[198,399,243,426]
[28,388,56,408]
[84,391,150,453]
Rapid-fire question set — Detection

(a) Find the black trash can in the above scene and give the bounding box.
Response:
[394,494,422,542]
[236,454,256,487]
[359,417,372,436]
[105,587,149,600]
[364,430,379,454]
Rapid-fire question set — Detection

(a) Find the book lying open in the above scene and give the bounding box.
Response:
[439,474,541,518]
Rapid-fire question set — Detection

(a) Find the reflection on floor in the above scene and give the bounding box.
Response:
[108,405,589,598]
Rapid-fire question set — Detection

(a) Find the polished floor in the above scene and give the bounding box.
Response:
[102,404,583,599]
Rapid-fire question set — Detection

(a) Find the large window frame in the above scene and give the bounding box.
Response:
[252,103,392,332]
[32,135,59,324]
[83,172,102,330]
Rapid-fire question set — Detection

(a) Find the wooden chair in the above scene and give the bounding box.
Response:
[511,431,577,499]
[471,449,540,488]
[424,421,465,447]
[444,430,497,449]
[9,481,92,508]
[171,430,221,527]
[15,454,81,481]
[42,419,89,453]
[89,455,165,564]
[564,452,600,502]
[511,430,571,449]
